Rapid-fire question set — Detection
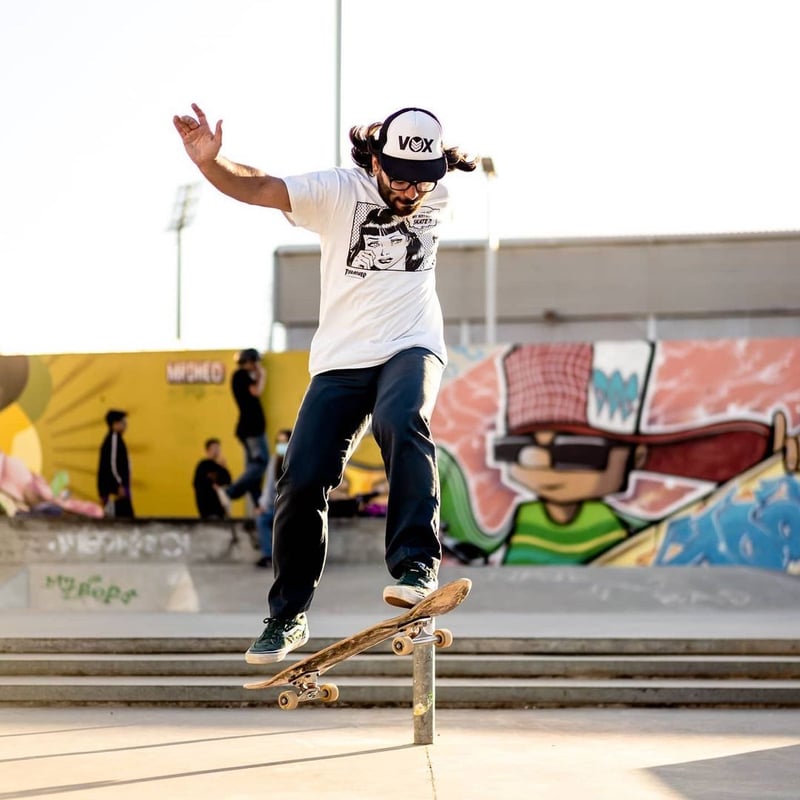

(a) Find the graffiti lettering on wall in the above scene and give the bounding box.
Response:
[44,574,138,605]
[165,361,226,385]
[434,339,800,572]
[45,531,191,560]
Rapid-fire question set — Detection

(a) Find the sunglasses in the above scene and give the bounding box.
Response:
[493,434,613,471]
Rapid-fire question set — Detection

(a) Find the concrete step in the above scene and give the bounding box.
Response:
[2,675,799,708]
[2,652,800,680]
[3,635,800,656]
[4,628,800,707]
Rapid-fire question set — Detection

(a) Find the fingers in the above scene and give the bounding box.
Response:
[174,104,222,153]
[173,113,198,137]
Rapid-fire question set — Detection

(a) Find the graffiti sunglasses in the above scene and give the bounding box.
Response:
[492,434,613,471]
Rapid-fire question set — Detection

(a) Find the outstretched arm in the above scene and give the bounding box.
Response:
[173,103,291,211]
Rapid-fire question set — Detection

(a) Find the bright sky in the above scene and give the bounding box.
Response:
[3,0,799,355]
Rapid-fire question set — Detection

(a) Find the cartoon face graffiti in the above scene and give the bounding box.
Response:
[493,430,646,505]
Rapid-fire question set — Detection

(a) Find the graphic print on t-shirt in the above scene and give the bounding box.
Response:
[346,203,440,275]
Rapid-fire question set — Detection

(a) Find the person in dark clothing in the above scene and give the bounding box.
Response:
[254,428,292,567]
[97,409,134,518]
[223,348,269,508]
[193,438,232,519]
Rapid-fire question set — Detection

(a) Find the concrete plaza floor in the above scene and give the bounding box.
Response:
[1,705,799,799]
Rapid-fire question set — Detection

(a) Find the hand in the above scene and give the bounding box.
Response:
[351,250,375,270]
[173,103,222,166]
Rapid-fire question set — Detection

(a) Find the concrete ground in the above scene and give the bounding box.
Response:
[2,565,800,798]
[1,706,799,799]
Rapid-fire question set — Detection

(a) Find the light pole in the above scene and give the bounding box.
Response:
[481,157,498,345]
[334,0,342,166]
[168,183,199,341]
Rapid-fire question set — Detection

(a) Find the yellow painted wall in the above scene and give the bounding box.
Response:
[1,350,315,516]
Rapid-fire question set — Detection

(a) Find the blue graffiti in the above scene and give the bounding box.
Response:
[656,474,800,570]
[592,369,640,421]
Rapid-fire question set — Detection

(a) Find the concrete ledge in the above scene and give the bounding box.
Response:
[0,515,386,565]
[0,516,386,612]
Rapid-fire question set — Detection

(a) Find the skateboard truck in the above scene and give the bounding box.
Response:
[390,616,454,656]
[277,671,340,710]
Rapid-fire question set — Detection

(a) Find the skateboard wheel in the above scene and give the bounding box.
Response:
[278,690,300,710]
[434,628,454,648]
[392,635,415,656]
[319,684,340,703]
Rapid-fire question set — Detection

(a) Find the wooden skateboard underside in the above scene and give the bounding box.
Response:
[243,577,471,707]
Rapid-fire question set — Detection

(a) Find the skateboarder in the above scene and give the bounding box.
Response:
[173,103,477,663]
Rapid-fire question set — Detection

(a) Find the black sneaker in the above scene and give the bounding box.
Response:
[245,614,309,664]
[383,562,439,608]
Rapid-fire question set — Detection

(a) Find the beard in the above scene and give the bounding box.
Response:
[376,178,423,217]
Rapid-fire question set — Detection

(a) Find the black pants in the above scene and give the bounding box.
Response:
[226,433,269,506]
[268,347,444,618]
[110,494,134,519]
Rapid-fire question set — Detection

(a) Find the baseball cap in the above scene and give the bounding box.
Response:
[376,108,447,183]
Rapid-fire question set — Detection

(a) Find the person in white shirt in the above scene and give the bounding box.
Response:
[174,103,477,663]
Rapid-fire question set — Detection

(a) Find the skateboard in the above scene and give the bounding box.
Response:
[243,577,472,709]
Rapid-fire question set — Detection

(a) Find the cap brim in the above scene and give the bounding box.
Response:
[379,152,447,183]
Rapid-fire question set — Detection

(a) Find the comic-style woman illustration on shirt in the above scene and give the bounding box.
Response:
[348,207,425,271]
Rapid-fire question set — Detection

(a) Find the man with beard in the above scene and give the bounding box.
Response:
[173,103,476,663]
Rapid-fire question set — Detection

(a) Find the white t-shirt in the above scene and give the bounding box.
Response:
[283,167,449,376]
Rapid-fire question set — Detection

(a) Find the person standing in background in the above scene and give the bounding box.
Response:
[193,437,232,519]
[222,348,269,510]
[254,428,292,568]
[97,409,134,518]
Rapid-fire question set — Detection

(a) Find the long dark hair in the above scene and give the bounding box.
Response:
[349,121,478,176]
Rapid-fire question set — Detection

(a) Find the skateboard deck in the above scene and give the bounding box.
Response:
[244,577,472,709]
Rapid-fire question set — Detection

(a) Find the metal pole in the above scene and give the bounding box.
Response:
[334,0,342,167]
[485,223,498,346]
[482,157,498,345]
[168,183,199,342]
[412,626,436,745]
[647,313,658,341]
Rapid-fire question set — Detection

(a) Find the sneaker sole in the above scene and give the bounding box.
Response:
[244,629,309,665]
[382,585,436,609]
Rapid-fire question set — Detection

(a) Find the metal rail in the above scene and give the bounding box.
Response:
[412,618,436,745]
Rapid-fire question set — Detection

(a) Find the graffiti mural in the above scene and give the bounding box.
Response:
[433,338,800,572]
